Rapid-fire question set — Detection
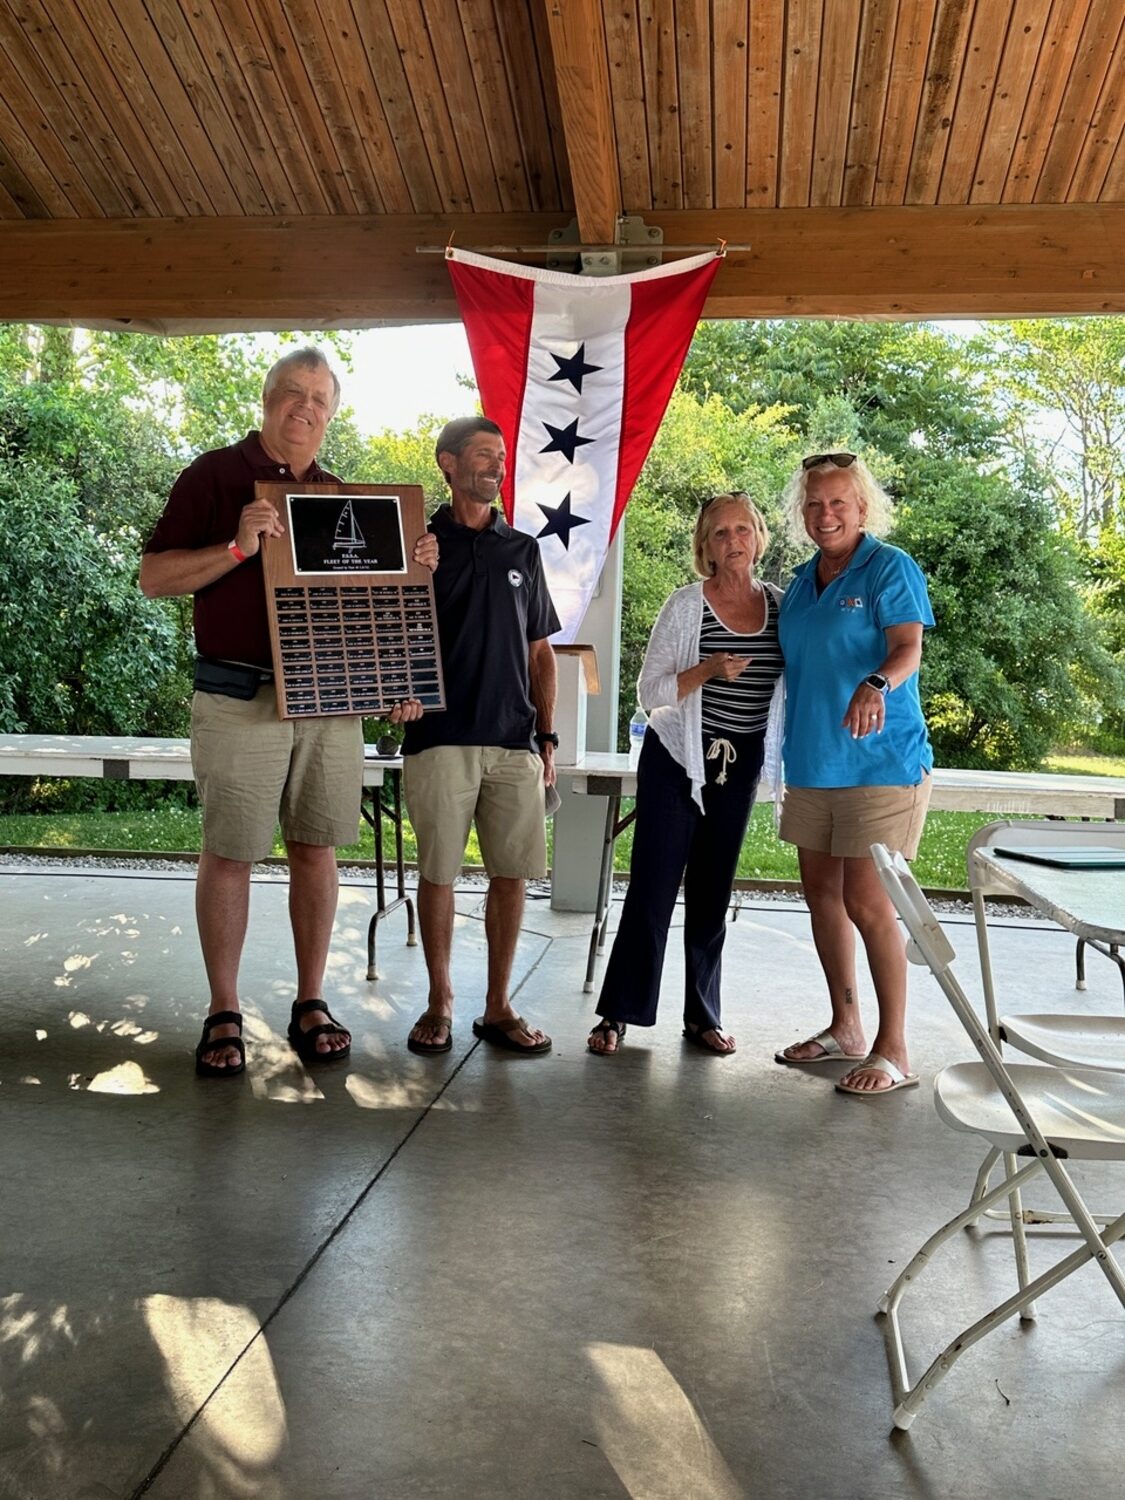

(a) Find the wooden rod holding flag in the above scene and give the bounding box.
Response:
[420,243,745,255]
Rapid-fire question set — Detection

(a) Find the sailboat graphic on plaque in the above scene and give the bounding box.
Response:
[333,500,365,552]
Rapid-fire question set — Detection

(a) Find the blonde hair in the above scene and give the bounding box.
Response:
[781,454,892,548]
[692,492,771,578]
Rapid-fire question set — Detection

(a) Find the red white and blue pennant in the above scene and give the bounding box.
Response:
[446,246,723,642]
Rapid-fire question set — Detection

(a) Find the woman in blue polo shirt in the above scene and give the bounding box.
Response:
[774,452,934,1097]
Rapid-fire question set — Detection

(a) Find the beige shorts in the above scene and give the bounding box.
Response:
[779,772,932,860]
[190,685,363,862]
[404,745,547,885]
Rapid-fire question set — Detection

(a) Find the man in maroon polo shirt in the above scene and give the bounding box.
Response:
[141,346,435,1077]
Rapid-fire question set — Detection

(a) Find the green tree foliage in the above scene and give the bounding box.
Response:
[682,319,1120,767]
[617,389,798,734]
[0,326,361,811]
[988,318,1125,538]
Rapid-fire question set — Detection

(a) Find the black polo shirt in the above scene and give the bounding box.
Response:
[403,504,560,753]
[145,431,338,669]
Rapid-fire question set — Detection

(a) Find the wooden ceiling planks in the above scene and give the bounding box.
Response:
[903,0,976,205]
[381,0,473,213]
[874,0,940,204]
[676,0,714,210]
[496,0,567,214]
[937,0,1014,205]
[639,0,684,211]
[711,0,748,209]
[249,2,355,214]
[0,0,1124,324]
[1035,0,1124,202]
[745,0,785,204]
[842,0,898,205]
[458,0,535,213]
[136,0,270,214]
[969,0,1054,204]
[89,0,217,217]
[777,0,821,208]
[1001,0,1094,202]
[318,0,436,214]
[1056,0,1125,202]
[810,0,864,207]
[1,0,149,217]
[605,1,653,211]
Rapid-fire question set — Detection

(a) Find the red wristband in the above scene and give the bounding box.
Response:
[228,539,248,564]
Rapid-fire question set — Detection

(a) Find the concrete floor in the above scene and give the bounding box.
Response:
[1,863,1123,1500]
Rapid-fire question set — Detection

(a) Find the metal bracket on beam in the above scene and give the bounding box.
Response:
[546,216,664,276]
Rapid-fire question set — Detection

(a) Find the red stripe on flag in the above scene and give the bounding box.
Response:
[445,258,535,522]
[613,257,721,536]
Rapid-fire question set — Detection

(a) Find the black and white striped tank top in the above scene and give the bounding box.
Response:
[699,585,784,735]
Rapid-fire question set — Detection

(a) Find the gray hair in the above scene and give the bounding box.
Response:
[263,346,341,415]
[781,453,893,548]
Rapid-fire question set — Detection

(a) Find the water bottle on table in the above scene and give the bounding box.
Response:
[628,705,648,768]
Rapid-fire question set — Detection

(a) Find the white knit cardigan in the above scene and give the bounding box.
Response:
[637,581,786,813]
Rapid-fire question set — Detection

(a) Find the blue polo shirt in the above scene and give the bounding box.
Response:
[778,535,934,788]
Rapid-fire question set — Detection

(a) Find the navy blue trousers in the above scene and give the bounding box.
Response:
[595,725,765,1032]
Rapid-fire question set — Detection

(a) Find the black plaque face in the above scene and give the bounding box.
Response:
[287,492,407,575]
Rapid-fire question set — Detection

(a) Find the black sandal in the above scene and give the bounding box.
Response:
[287,998,351,1064]
[195,1010,245,1079]
[587,1018,627,1055]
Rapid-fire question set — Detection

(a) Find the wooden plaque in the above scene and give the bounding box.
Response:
[257,482,444,721]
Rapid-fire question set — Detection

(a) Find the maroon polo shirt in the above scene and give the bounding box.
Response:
[145,431,339,669]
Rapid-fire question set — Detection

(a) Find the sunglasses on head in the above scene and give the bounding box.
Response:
[802,452,857,471]
[700,490,750,512]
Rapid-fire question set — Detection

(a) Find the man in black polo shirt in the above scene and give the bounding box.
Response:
[141,346,434,1078]
[403,417,559,1057]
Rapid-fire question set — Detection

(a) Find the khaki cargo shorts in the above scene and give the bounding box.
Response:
[190,684,363,862]
[403,745,547,885]
[779,772,932,860]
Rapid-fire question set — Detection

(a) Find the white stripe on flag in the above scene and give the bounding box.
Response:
[511,279,629,643]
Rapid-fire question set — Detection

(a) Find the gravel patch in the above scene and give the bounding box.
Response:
[0,850,1046,922]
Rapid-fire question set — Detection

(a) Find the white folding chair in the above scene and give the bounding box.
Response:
[967,820,1125,1229]
[870,843,1125,1430]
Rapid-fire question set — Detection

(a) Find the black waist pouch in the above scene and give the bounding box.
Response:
[194,656,272,700]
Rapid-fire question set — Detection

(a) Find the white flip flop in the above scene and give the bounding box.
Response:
[774,1028,867,1066]
[835,1052,920,1096]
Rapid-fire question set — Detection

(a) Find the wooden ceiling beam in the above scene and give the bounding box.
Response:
[539,0,620,244]
[1,205,1122,327]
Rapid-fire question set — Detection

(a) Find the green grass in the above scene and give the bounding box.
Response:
[608,804,1017,890]
[5,745,1121,888]
[1043,749,1125,778]
[0,802,1024,890]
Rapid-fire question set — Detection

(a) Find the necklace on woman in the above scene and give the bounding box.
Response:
[819,547,857,582]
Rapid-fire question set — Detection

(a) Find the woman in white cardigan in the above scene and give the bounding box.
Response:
[588,493,784,1056]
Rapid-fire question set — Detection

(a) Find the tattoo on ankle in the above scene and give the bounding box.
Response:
[844,988,854,1005]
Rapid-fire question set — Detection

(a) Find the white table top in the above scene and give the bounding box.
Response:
[3,735,1124,818]
[973,849,1125,945]
[561,755,1125,817]
[0,734,393,785]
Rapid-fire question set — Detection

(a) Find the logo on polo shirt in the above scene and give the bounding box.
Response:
[508,570,523,588]
[840,595,864,610]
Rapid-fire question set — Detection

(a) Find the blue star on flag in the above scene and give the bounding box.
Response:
[540,417,594,463]
[548,343,602,394]
[536,494,591,551]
